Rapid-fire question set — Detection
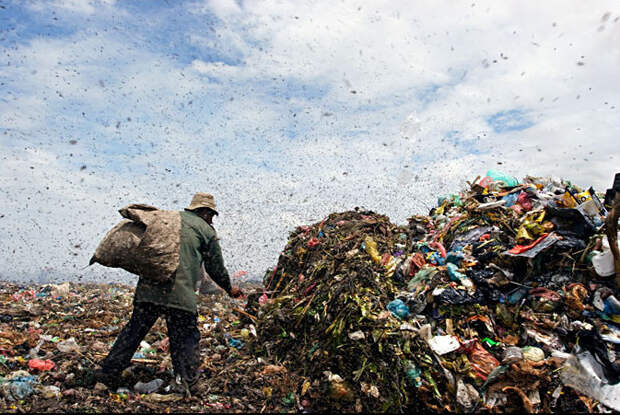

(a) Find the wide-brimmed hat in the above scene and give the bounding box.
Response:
[185,193,219,215]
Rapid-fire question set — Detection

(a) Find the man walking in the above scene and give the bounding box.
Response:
[96,193,242,394]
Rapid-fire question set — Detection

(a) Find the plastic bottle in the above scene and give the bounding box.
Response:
[134,378,164,394]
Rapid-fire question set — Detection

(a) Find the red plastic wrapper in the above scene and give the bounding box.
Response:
[517,191,532,211]
[232,270,247,279]
[508,233,549,254]
[429,241,447,258]
[258,292,269,305]
[463,341,499,380]
[28,358,55,372]
[307,238,320,248]
[528,287,562,302]
[478,176,493,189]
[408,253,426,276]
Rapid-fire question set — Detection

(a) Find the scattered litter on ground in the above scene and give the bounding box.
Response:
[0,281,293,413]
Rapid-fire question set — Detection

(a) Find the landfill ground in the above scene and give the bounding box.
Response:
[0,281,303,413]
[2,171,620,413]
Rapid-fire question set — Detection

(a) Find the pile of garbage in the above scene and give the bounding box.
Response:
[0,281,297,413]
[254,171,620,412]
[254,210,417,412]
[2,170,618,413]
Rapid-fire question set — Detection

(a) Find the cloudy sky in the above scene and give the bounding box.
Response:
[0,0,618,283]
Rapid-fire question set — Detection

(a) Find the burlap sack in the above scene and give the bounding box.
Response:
[89,204,181,282]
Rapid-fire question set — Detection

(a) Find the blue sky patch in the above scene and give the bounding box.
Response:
[416,83,442,105]
[487,109,534,133]
[442,130,484,155]
[0,2,78,46]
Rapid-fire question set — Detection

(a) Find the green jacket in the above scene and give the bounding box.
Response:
[134,210,232,313]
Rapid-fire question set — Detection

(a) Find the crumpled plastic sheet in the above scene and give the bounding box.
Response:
[1,371,38,401]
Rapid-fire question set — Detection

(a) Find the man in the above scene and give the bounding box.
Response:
[96,193,242,394]
[605,173,620,288]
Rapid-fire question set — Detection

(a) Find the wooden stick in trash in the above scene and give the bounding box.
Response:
[606,192,620,288]
[95,352,158,366]
[130,358,159,364]
[233,307,257,321]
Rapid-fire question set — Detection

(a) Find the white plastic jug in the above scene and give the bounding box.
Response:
[591,233,619,277]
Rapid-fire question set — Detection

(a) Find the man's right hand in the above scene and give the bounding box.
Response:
[230,286,243,298]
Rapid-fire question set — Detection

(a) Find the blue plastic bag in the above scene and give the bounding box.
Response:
[406,363,422,387]
[228,337,245,349]
[446,250,464,266]
[1,373,39,401]
[486,170,519,187]
[387,299,411,320]
[427,251,446,266]
[502,193,518,207]
[446,263,466,281]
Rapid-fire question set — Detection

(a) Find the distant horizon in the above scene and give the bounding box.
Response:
[0,275,265,286]
[0,271,266,284]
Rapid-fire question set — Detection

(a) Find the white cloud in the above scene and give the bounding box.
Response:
[0,95,49,130]
[208,0,242,18]
[191,59,241,77]
[188,0,242,18]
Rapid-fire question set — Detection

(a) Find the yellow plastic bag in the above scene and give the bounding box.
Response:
[561,191,578,208]
[364,236,381,263]
[516,226,533,241]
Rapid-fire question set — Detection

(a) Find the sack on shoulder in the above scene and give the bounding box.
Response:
[89,204,181,282]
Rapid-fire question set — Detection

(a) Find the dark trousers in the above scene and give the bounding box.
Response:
[101,302,200,384]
